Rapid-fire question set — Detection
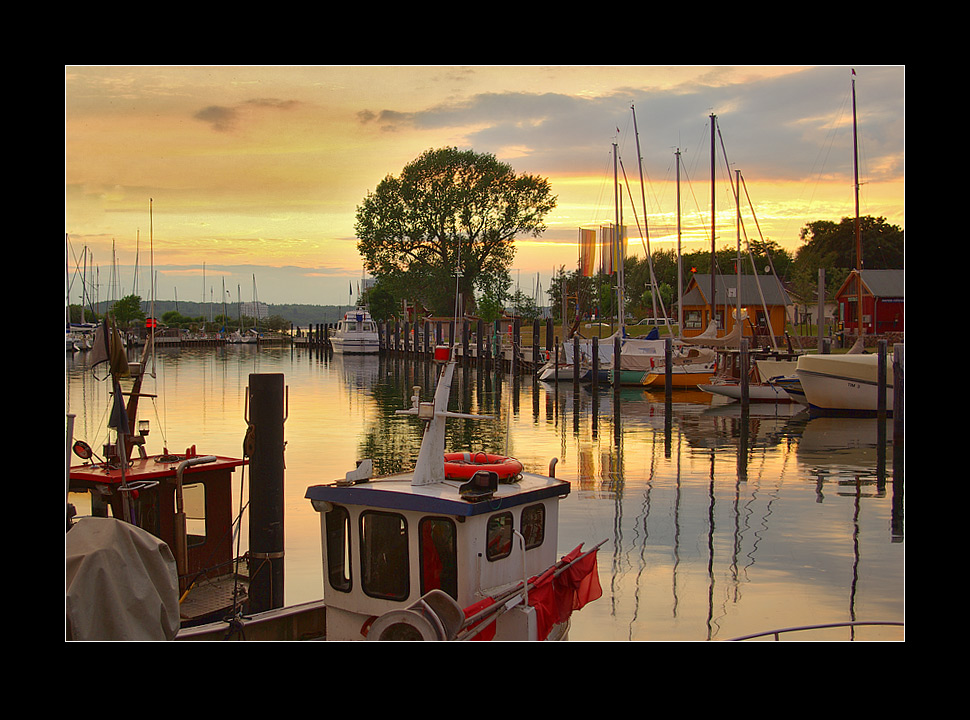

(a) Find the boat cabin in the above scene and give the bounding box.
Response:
[306,469,569,640]
[69,446,248,624]
[304,357,593,641]
[337,310,377,335]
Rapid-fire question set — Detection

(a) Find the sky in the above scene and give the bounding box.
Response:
[64,65,904,309]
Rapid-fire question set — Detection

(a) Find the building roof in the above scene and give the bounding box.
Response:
[834,269,904,300]
[682,273,792,308]
[861,269,904,298]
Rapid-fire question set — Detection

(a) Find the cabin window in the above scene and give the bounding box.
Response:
[325,504,352,592]
[419,517,458,600]
[182,482,207,547]
[521,504,545,550]
[360,511,409,600]
[486,512,514,561]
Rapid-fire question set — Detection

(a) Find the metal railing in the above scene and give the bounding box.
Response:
[728,621,903,641]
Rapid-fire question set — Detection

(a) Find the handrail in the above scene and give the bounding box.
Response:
[728,621,903,641]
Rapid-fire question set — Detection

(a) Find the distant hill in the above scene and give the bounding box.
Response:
[133,300,353,327]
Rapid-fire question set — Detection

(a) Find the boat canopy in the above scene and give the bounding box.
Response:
[66,517,181,640]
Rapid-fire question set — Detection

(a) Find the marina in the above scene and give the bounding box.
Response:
[66,340,904,640]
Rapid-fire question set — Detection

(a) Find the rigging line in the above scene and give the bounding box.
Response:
[678,161,713,248]
[618,157,668,320]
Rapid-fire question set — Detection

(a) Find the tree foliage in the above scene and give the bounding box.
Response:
[355,147,557,316]
[790,215,903,300]
[111,294,145,327]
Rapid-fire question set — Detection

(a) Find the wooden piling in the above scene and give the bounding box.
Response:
[247,373,286,613]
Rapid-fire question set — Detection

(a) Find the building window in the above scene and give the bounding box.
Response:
[325,504,352,592]
[360,511,409,600]
[419,516,458,600]
[521,504,545,549]
[486,512,514,561]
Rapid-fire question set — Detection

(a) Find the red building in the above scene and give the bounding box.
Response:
[835,269,904,334]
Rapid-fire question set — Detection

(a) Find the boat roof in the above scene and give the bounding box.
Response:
[70,454,247,487]
[306,471,569,517]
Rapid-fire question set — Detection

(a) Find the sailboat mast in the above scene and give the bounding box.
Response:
[676,149,683,337]
[852,70,863,340]
[632,104,659,320]
[735,168,742,338]
[613,142,624,329]
[710,113,717,332]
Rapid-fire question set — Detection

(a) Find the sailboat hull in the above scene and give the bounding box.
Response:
[697,381,794,402]
[795,354,893,415]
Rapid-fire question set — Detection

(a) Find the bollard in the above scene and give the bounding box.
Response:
[247,373,286,613]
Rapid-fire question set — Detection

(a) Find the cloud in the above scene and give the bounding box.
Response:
[195,105,240,132]
[194,98,301,132]
[351,66,903,185]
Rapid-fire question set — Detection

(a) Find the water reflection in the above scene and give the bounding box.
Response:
[65,346,904,641]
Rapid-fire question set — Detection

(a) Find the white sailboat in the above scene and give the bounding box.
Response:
[794,71,901,415]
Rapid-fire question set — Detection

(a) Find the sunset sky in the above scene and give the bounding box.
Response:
[64,65,904,308]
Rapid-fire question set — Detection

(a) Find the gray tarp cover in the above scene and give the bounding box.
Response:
[66,516,181,640]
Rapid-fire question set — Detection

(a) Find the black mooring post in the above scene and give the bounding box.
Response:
[248,373,286,613]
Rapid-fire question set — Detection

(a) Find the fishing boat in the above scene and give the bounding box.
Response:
[331,308,380,354]
[304,346,603,641]
[794,352,894,415]
[67,319,250,634]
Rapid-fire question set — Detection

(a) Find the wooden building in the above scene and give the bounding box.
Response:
[680,273,792,342]
[835,269,904,334]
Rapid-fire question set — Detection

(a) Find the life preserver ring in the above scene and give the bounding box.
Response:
[444,452,523,481]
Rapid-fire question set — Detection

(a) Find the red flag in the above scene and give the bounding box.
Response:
[530,545,603,640]
[464,545,602,641]
[462,597,497,641]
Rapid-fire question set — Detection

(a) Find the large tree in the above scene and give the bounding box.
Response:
[355,147,557,316]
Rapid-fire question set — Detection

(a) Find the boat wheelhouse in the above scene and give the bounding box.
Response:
[305,353,601,641]
[69,449,248,625]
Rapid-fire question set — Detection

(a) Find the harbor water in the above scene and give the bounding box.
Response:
[66,344,904,641]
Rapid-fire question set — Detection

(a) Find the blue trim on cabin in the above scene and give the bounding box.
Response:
[305,481,570,517]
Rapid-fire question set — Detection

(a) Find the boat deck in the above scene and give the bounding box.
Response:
[179,572,249,625]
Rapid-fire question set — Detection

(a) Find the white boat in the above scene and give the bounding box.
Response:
[698,354,800,403]
[538,332,688,384]
[227,329,258,344]
[331,309,379,354]
[795,352,895,414]
[304,349,603,641]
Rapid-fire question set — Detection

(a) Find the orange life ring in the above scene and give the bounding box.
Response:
[444,452,523,481]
